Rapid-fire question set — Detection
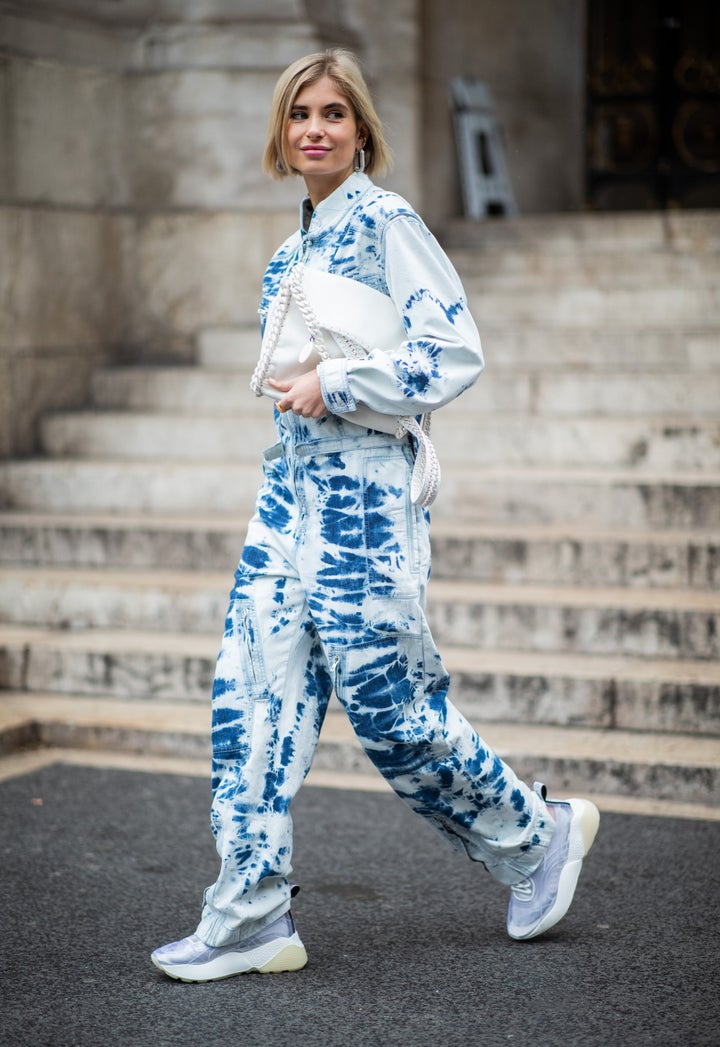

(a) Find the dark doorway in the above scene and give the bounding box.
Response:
[586,0,720,209]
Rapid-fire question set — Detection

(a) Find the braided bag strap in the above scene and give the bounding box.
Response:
[250,264,333,396]
[397,414,441,508]
[249,273,292,397]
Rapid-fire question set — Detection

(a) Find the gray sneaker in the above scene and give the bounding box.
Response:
[507,783,600,941]
[151,912,307,982]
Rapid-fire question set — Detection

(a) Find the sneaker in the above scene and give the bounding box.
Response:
[507,783,600,941]
[151,912,307,982]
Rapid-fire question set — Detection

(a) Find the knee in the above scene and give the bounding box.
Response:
[345,695,452,779]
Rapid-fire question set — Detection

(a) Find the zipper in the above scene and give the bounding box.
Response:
[330,655,341,695]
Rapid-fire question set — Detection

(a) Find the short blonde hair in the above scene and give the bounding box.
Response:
[263,49,392,179]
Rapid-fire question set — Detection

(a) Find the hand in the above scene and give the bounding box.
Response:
[269,372,327,418]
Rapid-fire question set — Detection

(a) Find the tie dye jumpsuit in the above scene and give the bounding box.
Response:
[196,172,553,947]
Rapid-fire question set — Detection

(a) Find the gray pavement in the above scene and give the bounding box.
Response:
[1,763,718,1047]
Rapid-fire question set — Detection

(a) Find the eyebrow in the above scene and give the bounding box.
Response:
[291,101,351,111]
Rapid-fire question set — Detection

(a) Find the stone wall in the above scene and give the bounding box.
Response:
[0,41,128,458]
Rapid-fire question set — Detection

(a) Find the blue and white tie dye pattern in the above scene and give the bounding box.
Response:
[197,415,552,948]
[195,173,552,949]
[260,172,485,423]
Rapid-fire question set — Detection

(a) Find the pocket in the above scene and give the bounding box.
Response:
[363,450,419,597]
[257,453,293,533]
[232,596,267,695]
[211,596,267,759]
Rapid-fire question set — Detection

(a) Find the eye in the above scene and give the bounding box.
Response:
[290,110,307,121]
[327,109,345,120]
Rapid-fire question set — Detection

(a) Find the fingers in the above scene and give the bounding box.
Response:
[276,400,326,418]
[270,380,291,414]
[271,372,325,418]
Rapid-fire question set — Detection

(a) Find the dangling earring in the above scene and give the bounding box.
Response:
[275,159,286,174]
[354,147,366,173]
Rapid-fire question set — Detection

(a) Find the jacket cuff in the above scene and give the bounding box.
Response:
[318,358,356,415]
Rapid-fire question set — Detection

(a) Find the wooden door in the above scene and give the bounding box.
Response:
[586,0,720,209]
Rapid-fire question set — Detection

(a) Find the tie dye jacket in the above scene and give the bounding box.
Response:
[260,171,484,421]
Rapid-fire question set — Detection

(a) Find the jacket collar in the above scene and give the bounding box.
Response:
[300,172,373,234]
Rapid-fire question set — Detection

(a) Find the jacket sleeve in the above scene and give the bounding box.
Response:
[317,213,484,418]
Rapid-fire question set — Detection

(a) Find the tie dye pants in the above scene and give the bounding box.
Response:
[196,417,552,947]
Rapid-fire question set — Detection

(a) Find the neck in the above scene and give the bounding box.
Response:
[303,165,355,208]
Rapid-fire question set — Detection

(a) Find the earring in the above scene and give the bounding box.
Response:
[275,159,286,174]
[354,147,366,173]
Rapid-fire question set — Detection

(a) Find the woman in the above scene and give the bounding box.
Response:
[151,49,599,983]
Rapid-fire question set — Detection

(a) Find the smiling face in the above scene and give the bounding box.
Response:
[285,75,366,205]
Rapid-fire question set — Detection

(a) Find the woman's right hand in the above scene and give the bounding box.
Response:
[269,371,327,418]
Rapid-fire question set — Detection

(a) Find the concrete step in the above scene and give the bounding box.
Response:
[430,521,720,591]
[443,209,720,252]
[479,329,719,372]
[508,373,720,418]
[91,366,263,412]
[451,247,719,289]
[439,468,720,529]
[428,579,720,661]
[196,326,719,373]
[90,364,720,416]
[1,567,718,660]
[464,284,720,329]
[197,325,259,369]
[41,411,274,463]
[40,410,720,470]
[1,691,718,804]
[0,625,216,706]
[1,511,716,590]
[2,459,718,527]
[1,625,718,735]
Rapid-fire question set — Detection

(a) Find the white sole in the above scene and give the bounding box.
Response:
[151,933,308,983]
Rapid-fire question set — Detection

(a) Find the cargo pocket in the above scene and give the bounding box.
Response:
[363,449,421,598]
[211,596,268,760]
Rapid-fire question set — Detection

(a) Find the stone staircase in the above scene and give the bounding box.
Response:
[1,211,719,809]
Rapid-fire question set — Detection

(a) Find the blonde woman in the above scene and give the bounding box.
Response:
[151,49,599,982]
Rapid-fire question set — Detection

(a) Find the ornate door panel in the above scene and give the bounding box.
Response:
[587,0,720,209]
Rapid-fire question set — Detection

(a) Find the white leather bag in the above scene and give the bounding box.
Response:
[250,264,441,507]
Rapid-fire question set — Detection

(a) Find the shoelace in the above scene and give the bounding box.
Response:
[510,877,535,901]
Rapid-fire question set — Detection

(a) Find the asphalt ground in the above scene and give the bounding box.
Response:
[1,762,718,1047]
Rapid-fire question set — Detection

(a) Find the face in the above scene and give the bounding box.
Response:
[285,75,365,204]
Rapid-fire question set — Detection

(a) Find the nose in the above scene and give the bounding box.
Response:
[305,114,325,138]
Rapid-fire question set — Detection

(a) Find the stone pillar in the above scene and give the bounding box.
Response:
[0,15,131,457]
[344,0,422,208]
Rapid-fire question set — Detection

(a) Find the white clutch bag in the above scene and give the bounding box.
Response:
[250,264,440,507]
